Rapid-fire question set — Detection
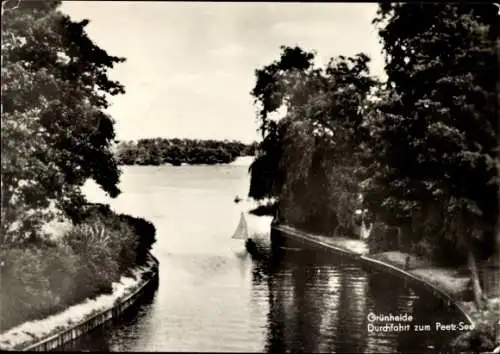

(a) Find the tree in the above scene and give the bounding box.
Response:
[251,45,315,139]
[1,0,125,243]
[248,120,284,200]
[279,53,377,234]
[368,3,499,309]
[249,46,377,235]
[249,46,317,202]
[115,138,253,166]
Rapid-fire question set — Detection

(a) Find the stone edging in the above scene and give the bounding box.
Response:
[359,254,474,325]
[20,253,159,352]
[273,224,364,256]
[272,225,474,327]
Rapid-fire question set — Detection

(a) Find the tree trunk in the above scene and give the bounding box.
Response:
[467,247,487,310]
[457,209,487,310]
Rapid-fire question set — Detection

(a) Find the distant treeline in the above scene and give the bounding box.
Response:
[115,138,259,166]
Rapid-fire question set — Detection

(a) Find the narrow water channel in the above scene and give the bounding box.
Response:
[66,160,466,352]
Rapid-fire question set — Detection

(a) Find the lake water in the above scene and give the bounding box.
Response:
[66,157,465,352]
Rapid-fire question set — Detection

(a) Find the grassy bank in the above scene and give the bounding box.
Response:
[0,204,156,335]
[0,259,155,351]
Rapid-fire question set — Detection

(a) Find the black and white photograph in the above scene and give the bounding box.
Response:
[1,1,499,352]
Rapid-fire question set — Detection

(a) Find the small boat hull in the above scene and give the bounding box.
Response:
[245,238,270,260]
[279,246,302,252]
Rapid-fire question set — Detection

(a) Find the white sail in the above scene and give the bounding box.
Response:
[231,212,249,240]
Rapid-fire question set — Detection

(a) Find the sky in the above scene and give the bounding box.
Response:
[60,1,385,144]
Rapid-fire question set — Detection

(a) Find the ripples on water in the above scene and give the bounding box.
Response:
[67,163,465,353]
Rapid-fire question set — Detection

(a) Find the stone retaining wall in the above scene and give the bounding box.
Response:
[21,253,159,352]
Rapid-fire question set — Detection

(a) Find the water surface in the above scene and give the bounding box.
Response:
[68,160,465,352]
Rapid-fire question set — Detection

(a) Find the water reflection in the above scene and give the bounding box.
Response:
[334,263,368,353]
[71,165,466,353]
[255,250,465,354]
[65,245,466,353]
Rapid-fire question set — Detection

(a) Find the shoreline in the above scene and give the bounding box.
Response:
[118,155,256,168]
[0,254,159,351]
[272,223,500,351]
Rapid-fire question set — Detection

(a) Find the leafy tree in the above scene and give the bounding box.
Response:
[367,3,499,309]
[1,0,125,243]
[251,46,315,139]
[248,121,284,200]
[249,46,377,235]
[114,138,254,166]
[281,53,377,234]
[248,47,316,201]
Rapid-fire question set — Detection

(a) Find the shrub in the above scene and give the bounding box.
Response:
[450,319,498,353]
[367,222,402,254]
[249,201,277,217]
[118,215,156,265]
[90,213,139,273]
[0,244,79,332]
[62,220,122,299]
[41,243,80,305]
[76,203,156,266]
[0,205,156,332]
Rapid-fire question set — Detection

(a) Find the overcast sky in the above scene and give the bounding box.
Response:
[60,1,385,143]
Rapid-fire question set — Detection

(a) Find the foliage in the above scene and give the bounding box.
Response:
[251,45,315,138]
[249,46,316,201]
[0,244,79,332]
[119,214,156,265]
[248,121,285,200]
[1,0,124,244]
[63,214,127,290]
[248,4,498,317]
[365,3,499,264]
[114,138,258,166]
[0,0,156,335]
[78,203,157,266]
[0,205,156,333]
[248,200,278,217]
[249,46,377,236]
[449,299,500,352]
[366,222,403,254]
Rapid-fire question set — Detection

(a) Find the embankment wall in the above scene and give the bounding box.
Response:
[21,253,159,352]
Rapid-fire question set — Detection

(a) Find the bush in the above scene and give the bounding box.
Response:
[367,222,402,254]
[450,320,498,353]
[62,220,123,300]
[0,204,157,332]
[118,215,156,265]
[0,245,79,332]
[77,203,156,266]
[249,201,278,217]
[75,203,156,266]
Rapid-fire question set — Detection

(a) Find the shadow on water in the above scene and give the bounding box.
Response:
[56,280,159,352]
[60,247,467,353]
[253,248,466,354]
[76,164,469,353]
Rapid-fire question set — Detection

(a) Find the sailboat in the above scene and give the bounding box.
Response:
[232,212,250,259]
[231,212,268,259]
[231,212,249,241]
